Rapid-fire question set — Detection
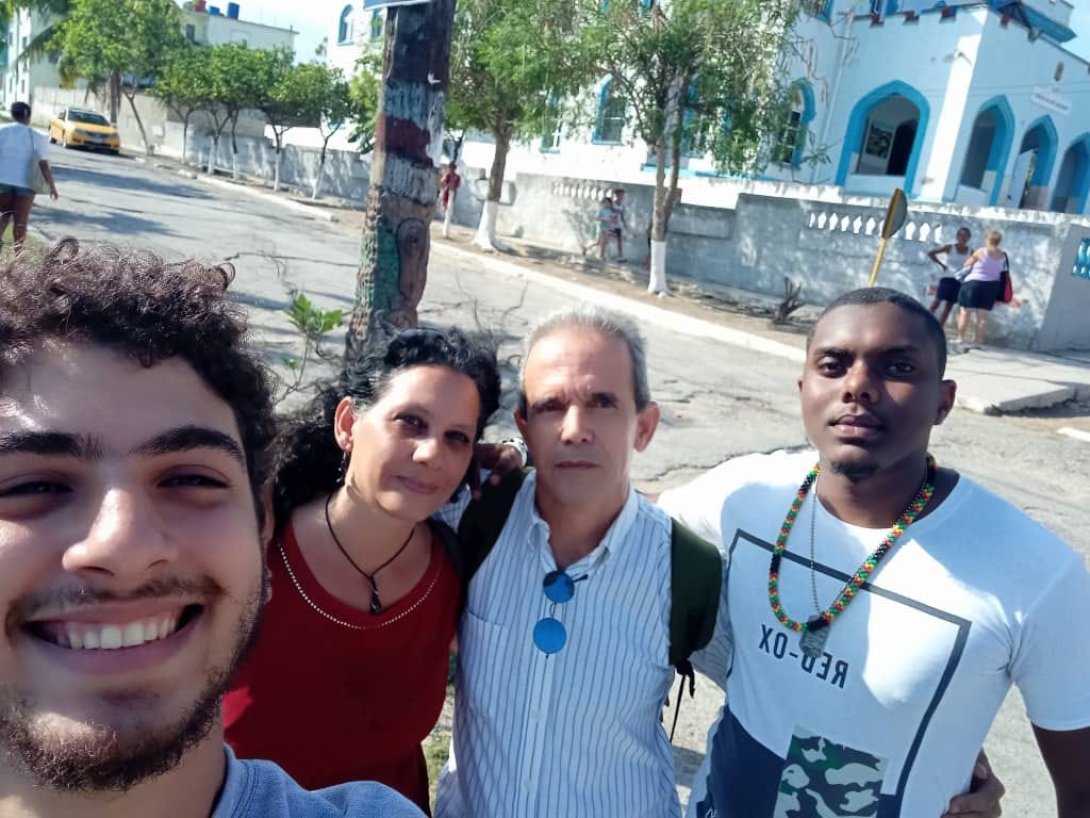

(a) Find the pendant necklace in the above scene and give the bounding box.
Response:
[768,455,937,659]
[324,494,415,614]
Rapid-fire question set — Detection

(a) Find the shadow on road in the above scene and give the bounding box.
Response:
[52,162,212,201]
[37,205,179,239]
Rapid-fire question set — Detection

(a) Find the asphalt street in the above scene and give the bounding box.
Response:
[32,145,1090,816]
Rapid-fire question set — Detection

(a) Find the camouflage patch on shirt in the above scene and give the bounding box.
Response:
[773,728,886,817]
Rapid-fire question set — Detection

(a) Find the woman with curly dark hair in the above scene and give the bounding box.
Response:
[223,326,501,813]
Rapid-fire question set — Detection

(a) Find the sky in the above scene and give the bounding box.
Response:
[185,0,337,60]
[1071,6,1090,62]
[210,0,1090,65]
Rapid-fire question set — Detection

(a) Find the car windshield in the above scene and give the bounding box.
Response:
[69,111,110,126]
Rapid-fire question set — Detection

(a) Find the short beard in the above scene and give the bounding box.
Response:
[828,459,878,482]
[0,582,265,793]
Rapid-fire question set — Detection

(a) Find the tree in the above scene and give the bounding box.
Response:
[447,0,587,251]
[151,44,212,166]
[256,48,306,191]
[60,0,186,153]
[309,66,355,200]
[345,0,456,354]
[582,0,808,293]
[204,42,276,179]
[345,53,380,156]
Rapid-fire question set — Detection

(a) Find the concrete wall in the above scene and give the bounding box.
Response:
[452,168,1090,352]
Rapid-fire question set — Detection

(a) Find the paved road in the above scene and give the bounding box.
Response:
[35,146,1090,816]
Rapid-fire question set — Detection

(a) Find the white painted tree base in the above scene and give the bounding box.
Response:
[647,240,669,294]
[442,193,456,238]
[474,200,511,252]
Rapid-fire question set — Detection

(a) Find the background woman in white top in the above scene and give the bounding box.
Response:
[0,101,58,254]
[926,226,972,327]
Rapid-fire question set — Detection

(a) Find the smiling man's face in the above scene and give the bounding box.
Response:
[0,344,265,792]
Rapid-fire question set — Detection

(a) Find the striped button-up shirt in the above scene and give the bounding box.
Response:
[434,471,679,818]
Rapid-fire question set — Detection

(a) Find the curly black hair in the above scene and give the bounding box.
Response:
[273,326,501,529]
[0,238,277,524]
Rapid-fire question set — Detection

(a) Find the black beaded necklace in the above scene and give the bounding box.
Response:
[324,494,415,614]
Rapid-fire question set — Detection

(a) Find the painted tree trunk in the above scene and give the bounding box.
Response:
[207,135,219,174]
[473,131,510,251]
[442,191,456,237]
[346,0,456,357]
[648,241,668,293]
[123,94,151,156]
[273,146,282,192]
[312,153,326,200]
[230,121,240,180]
[109,72,121,125]
[647,121,683,295]
[181,122,189,167]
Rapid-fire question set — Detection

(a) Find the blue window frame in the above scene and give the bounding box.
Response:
[593,78,626,144]
[337,5,353,44]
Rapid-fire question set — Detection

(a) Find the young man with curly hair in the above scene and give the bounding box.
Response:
[0,239,423,817]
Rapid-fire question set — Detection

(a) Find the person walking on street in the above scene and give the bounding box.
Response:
[439,162,461,238]
[0,101,58,254]
[610,188,627,262]
[955,229,1007,349]
[583,196,616,261]
[926,226,972,327]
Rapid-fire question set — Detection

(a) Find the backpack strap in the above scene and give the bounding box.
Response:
[668,519,723,667]
[667,518,723,741]
[454,467,531,588]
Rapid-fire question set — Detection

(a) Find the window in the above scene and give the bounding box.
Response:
[370,9,383,40]
[540,98,563,151]
[772,84,811,167]
[338,4,354,44]
[773,111,804,165]
[594,79,626,144]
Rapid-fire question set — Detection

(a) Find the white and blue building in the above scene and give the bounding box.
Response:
[443,0,1090,214]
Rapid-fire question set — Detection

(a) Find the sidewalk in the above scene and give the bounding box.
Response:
[141,159,1090,418]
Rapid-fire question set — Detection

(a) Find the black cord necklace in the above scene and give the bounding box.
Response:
[324,494,415,614]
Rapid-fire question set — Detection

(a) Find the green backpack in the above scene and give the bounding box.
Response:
[450,468,723,739]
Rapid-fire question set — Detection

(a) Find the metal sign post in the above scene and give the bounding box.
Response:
[868,187,908,287]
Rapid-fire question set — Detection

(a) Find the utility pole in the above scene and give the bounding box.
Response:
[345,0,456,357]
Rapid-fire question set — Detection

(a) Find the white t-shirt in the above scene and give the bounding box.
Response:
[0,123,48,189]
[944,247,972,276]
[659,450,1090,818]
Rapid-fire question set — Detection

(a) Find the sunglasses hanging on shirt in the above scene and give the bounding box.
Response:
[533,569,588,655]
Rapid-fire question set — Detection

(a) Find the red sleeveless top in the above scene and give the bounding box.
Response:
[223,521,461,813]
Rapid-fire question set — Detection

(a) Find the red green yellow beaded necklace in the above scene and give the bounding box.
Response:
[768,454,937,659]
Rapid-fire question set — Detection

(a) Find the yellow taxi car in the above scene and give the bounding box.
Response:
[48,107,121,154]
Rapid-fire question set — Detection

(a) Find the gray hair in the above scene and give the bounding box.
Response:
[518,306,652,414]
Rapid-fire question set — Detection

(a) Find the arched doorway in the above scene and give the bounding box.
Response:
[1006,116,1058,209]
[957,97,1014,205]
[837,81,930,195]
[1051,137,1090,214]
